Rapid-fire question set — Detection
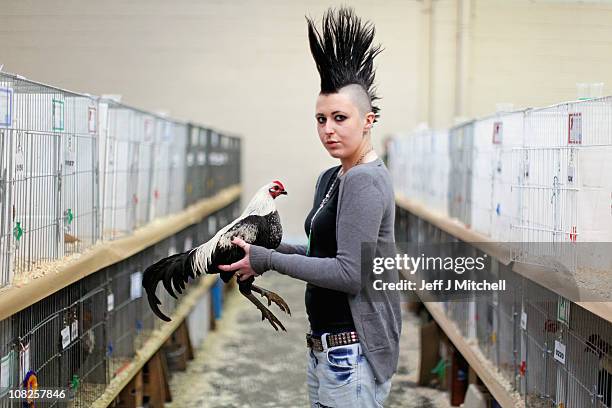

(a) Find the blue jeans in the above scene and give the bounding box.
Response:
[307,340,392,407]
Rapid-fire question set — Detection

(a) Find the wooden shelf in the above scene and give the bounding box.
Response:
[0,185,241,321]
[395,192,612,324]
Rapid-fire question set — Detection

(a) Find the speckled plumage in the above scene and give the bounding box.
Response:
[143,182,285,322]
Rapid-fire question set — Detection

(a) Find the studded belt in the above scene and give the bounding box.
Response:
[306,331,359,352]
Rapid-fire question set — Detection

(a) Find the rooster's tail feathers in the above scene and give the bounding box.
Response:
[142,252,195,322]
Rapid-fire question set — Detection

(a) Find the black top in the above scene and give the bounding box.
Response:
[304,166,355,333]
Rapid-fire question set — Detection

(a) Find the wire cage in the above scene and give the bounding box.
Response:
[184,124,209,206]
[448,121,474,227]
[134,112,155,228]
[166,122,188,215]
[0,212,238,408]
[99,100,139,240]
[475,258,499,366]
[388,129,450,216]
[0,69,242,405]
[60,94,99,257]
[394,204,612,408]
[471,111,525,240]
[511,98,612,276]
[497,263,523,389]
[0,73,99,287]
[148,118,172,220]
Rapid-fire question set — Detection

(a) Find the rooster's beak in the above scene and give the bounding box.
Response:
[280,190,288,195]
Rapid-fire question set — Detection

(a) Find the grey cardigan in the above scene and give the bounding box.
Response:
[249,158,402,383]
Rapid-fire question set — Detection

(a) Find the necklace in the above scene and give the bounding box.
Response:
[306,145,374,256]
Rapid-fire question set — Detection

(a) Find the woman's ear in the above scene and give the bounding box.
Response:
[364,112,376,130]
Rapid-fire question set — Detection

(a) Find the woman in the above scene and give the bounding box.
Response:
[219,7,401,407]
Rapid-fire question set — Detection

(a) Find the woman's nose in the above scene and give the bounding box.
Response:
[324,121,335,135]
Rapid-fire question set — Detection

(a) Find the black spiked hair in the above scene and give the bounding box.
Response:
[306,7,383,121]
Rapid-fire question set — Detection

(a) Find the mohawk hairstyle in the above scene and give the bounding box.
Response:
[306,7,383,121]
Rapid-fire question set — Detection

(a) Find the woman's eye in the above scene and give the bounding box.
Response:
[316,117,326,124]
[334,115,346,121]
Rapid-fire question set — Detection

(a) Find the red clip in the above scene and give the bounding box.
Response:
[569,226,577,242]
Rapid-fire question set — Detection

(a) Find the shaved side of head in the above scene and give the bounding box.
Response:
[337,84,373,118]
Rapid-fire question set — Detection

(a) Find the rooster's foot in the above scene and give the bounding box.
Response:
[251,285,291,316]
[242,292,286,331]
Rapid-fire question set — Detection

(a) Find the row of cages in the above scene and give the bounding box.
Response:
[396,207,612,408]
[0,71,242,288]
[389,96,612,245]
[0,200,240,407]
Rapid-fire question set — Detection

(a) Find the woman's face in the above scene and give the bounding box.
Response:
[315,92,372,160]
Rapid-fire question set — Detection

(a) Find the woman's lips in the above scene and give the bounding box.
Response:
[326,141,339,146]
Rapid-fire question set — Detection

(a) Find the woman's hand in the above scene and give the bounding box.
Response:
[218,237,258,282]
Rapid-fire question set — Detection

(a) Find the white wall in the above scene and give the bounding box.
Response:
[419,0,612,129]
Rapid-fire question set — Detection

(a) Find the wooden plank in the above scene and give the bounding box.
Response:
[91,274,218,408]
[0,185,241,321]
[143,350,171,407]
[395,192,612,324]
[116,370,143,408]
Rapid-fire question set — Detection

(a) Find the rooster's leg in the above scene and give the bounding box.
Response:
[250,284,291,316]
[238,279,286,331]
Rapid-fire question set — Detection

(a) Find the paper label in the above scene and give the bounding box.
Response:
[568,113,582,144]
[492,121,503,144]
[557,296,570,325]
[61,326,71,349]
[554,340,566,365]
[130,272,143,300]
[107,293,114,311]
[71,320,78,341]
[520,311,527,331]
[567,163,575,184]
[65,136,76,167]
[88,107,97,133]
[14,146,25,174]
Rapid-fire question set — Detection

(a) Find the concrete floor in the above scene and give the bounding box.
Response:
[165,272,450,407]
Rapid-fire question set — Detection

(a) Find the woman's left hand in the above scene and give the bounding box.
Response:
[218,237,258,281]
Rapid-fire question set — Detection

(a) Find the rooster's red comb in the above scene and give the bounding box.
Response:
[272,180,285,190]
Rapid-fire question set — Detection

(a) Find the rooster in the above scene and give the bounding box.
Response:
[142,181,291,331]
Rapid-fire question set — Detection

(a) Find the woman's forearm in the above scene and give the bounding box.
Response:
[250,173,384,296]
[275,242,308,256]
